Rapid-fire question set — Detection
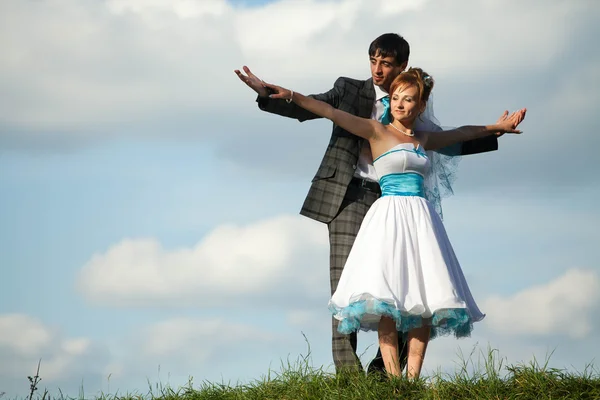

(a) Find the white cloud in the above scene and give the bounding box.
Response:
[0,314,288,397]
[234,0,362,59]
[77,215,329,306]
[0,314,106,382]
[95,316,300,395]
[0,314,52,357]
[0,0,595,142]
[482,268,600,339]
[106,0,231,20]
[421,335,595,380]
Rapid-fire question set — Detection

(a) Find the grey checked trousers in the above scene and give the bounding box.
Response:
[328,182,379,371]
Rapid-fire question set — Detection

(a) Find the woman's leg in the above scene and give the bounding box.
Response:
[378,316,401,376]
[406,325,431,379]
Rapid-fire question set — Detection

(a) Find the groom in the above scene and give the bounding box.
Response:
[235,33,498,374]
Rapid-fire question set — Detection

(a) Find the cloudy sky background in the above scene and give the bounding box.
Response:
[1,0,599,397]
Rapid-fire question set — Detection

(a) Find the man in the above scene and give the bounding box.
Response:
[235,33,498,374]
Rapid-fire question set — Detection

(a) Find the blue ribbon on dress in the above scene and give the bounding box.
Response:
[379,173,425,197]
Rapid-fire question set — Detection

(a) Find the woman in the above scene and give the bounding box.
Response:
[263,68,526,379]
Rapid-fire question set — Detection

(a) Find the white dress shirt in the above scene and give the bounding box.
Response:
[353,84,389,182]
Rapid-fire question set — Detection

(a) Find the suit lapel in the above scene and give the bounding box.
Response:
[352,79,376,154]
[358,78,376,118]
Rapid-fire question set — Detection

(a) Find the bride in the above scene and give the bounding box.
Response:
[261,67,526,379]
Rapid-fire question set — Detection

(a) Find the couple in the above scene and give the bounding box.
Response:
[235,33,526,379]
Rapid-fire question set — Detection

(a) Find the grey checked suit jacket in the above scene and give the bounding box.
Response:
[258,77,498,224]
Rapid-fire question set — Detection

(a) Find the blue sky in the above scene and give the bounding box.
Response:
[1,0,599,397]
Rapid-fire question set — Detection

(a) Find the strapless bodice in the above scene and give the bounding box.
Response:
[373,143,430,197]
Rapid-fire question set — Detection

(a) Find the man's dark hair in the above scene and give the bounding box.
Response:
[368,33,410,65]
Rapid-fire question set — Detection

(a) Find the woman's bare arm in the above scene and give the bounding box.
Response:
[263,82,380,141]
[423,108,527,151]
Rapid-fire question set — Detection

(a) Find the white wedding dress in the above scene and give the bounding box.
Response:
[328,143,485,339]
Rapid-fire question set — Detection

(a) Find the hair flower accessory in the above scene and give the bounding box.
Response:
[423,74,433,87]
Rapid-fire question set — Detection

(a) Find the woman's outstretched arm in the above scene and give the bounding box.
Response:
[423,108,527,151]
[263,82,380,141]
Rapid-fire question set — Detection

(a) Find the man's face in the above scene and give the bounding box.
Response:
[370,53,406,91]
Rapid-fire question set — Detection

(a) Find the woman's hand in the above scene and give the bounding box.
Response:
[494,108,527,135]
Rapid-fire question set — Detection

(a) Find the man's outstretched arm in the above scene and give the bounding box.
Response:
[235,66,343,122]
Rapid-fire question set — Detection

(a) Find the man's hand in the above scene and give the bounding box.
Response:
[262,82,293,101]
[495,108,527,136]
[234,66,269,97]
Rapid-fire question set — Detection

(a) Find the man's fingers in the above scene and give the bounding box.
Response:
[243,65,258,79]
[234,69,251,84]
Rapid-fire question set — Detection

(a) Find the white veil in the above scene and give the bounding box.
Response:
[419,96,462,220]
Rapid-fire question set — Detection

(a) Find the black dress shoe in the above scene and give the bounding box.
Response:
[366,333,408,376]
[367,350,386,375]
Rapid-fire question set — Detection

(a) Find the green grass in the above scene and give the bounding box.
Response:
[25,349,600,400]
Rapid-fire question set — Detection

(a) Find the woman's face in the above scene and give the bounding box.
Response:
[390,84,422,123]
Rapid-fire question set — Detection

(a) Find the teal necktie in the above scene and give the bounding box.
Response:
[380,96,391,125]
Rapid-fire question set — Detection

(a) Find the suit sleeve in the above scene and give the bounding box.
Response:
[459,135,498,155]
[256,78,345,122]
[425,121,499,156]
